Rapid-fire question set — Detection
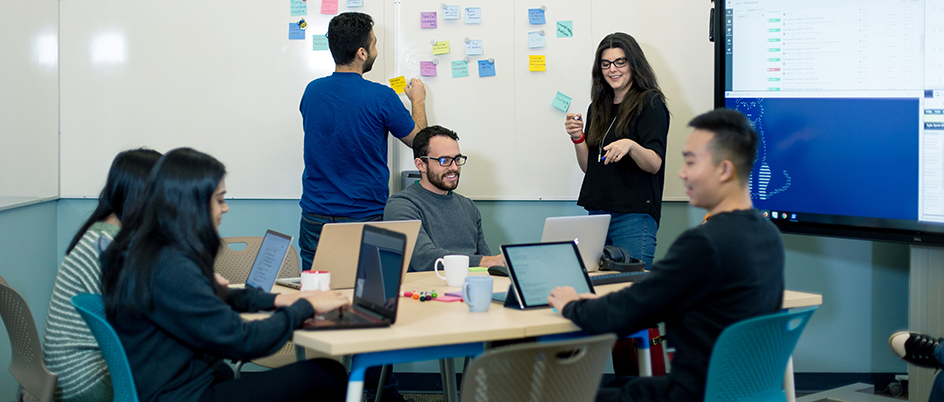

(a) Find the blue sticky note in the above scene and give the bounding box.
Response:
[443,5,460,20]
[478,60,496,77]
[466,40,483,55]
[289,23,305,40]
[528,8,546,25]
[312,34,328,50]
[451,60,469,78]
[556,20,573,37]
[528,31,546,48]
[347,0,363,6]
[465,7,482,24]
[552,91,572,112]
[291,0,308,16]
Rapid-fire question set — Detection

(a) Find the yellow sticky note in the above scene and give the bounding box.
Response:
[529,55,546,72]
[432,41,450,55]
[389,76,407,94]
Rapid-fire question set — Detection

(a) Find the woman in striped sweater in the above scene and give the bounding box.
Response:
[42,148,161,402]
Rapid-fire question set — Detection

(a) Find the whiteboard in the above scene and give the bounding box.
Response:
[0,0,59,207]
[59,0,713,201]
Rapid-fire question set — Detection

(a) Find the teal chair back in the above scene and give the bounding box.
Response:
[703,306,817,402]
[71,294,139,402]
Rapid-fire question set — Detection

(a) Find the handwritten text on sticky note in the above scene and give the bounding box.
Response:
[556,20,573,37]
[289,23,305,40]
[291,0,307,16]
[478,60,496,77]
[466,40,483,55]
[321,0,338,14]
[528,31,546,48]
[552,92,572,112]
[420,61,437,77]
[528,8,546,24]
[465,7,482,24]
[451,60,469,78]
[432,41,450,55]
[421,12,437,28]
[529,55,546,72]
[443,5,460,20]
[312,34,329,50]
[347,0,363,6]
[389,76,407,94]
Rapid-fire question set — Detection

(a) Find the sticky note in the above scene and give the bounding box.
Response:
[443,5,460,20]
[478,59,496,77]
[529,55,546,72]
[465,40,483,55]
[321,0,338,14]
[432,41,450,55]
[312,34,328,50]
[291,0,308,16]
[389,76,407,94]
[347,0,363,6]
[528,8,546,24]
[465,7,482,24]
[528,31,546,48]
[420,61,437,77]
[289,23,305,40]
[556,20,573,37]
[552,91,572,112]
[421,12,437,28]
[451,60,469,78]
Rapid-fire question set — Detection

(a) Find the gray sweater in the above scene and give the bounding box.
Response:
[384,182,490,271]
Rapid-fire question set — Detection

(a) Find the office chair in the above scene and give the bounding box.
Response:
[703,306,818,402]
[70,294,138,402]
[0,275,58,402]
[214,237,301,376]
[460,333,616,402]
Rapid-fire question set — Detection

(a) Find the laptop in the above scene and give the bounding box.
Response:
[244,230,294,293]
[494,241,596,310]
[541,215,610,272]
[276,220,421,290]
[302,225,407,330]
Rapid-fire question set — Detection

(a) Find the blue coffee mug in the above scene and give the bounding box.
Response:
[462,276,493,313]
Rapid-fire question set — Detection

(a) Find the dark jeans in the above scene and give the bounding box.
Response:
[199,359,347,402]
[298,211,382,271]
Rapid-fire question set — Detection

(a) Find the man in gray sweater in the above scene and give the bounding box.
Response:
[384,125,504,272]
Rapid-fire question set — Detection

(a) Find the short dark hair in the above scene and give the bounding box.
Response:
[327,12,374,66]
[688,108,758,183]
[412,125,460,160]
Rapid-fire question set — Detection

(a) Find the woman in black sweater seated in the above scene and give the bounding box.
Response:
[101,148,349,402]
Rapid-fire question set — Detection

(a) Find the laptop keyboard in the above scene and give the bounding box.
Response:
[318,308,374,324]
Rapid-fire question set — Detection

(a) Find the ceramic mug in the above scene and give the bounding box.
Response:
[435,255,469,287]
[300,270,330,291]
[462,276,493,312]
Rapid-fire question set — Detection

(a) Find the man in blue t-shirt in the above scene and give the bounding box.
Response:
[299,12,427,272]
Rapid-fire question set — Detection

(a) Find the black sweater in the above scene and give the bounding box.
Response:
[562,209,785,401]
[112,248,315,402]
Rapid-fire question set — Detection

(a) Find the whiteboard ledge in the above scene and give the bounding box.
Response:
[0,196,60,212]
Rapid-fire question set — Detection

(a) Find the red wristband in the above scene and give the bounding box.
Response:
[571,132,585,144]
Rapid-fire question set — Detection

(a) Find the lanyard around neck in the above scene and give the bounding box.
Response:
[597,117,618,163]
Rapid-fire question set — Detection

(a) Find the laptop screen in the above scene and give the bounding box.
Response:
[353,225,407,319]
[245,230,293,292]
[502,241,594,308]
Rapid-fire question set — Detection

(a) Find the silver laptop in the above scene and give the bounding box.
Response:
[277,220,421,290]
[244,230,294,292]
[540,215,610,272]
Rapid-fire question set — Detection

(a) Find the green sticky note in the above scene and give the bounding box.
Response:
[552,91,572,112]
[290,0,307,16]
[451,60,469,78]
[312,35,328,51]
[556,20,573,37]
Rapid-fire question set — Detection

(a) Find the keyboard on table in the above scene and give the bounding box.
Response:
[590,271,649,286]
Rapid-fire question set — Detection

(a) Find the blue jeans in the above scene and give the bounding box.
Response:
[298,212,382,272]
[932,344,944,402]
[589,211,658,270]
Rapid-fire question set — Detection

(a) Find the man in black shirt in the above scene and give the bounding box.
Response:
[549,109,785,402]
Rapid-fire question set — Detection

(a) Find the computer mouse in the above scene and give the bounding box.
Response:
[487,265,509,277]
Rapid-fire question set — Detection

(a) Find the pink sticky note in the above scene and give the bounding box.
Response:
[421,12,437,28]
[433,295,463,302]
[420,61,437,77]
[321,0,338,14]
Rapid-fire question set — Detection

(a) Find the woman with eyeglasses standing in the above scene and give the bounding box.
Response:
[564,32,670,271]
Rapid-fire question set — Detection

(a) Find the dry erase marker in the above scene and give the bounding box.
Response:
[573,115,581,121]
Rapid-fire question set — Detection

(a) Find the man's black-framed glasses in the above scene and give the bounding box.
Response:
[420,155,468,167]
[600,57,628,69]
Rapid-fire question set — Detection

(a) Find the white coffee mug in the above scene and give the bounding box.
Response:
[300,270,330,291]
[434,255,469,287]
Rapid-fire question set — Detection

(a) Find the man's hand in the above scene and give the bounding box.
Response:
[548,286,580,312]
[479,254,505,267]
[403,78,426,104]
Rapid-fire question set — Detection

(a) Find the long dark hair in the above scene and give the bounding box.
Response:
[588,32,665,147]
[66,149,162,254]
[101,148,227,319]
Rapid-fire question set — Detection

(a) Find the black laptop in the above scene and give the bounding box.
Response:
[302,225,406,330]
